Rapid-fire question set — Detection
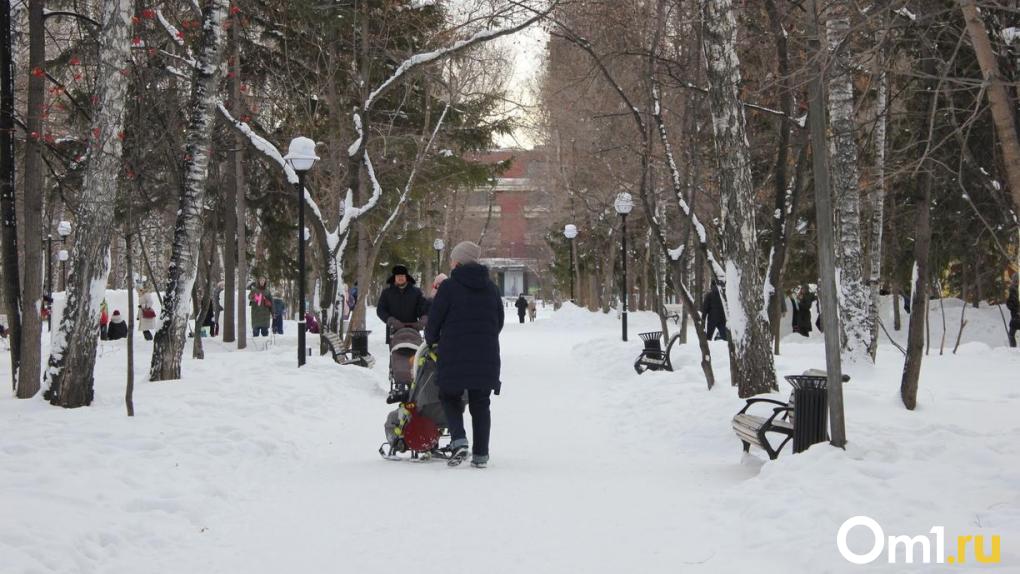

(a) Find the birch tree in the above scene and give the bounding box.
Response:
[701,0,777,397]
[0,0,21,390]
[150,0,230,382]
[18,0,46,398]
[826,1,871,365]
[43,0,134,407]
[867,15,890,360]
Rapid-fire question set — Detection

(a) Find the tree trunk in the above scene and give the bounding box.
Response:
[0,0,22,390]
[702,0,777,397]
[807,0,847,446]
[960,0,1020,214]
[826,2,871,366]
[900,40,939,410]
[18,0,45,398]
[763,0,802,356]
[901,175,932,410]
[150,0,230,381]
[867,29,889,360]
[225,12,245,344]
[44,0,134,407]
[125,224,134,416]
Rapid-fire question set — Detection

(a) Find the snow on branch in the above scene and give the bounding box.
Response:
[216,103,334,247]
[217,102,297,184]
[363,1,557,112]
[651,83,727,282]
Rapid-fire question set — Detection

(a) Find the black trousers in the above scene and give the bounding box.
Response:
[440,388,491,456]
[706,320,729,341]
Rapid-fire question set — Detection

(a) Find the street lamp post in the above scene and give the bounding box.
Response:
[57,220,71,290]
[285,136,319,368]
[614,192,633,342]
[58,249,69,290]
[563,224,577,302]
[45,233,53,330]
[433,238,445,272]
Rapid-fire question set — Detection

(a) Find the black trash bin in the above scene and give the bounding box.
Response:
[784,374,829,453]
[349,330,371,356]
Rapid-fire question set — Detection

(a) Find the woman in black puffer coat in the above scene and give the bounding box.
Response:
[425,241,504,467]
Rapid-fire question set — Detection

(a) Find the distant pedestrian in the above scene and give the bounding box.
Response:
[138,289,158,340]
[305,311,321,334]
[424,273,448,316]
[793,284,815,337]
[702,281,728,341]
[345,281,359,320]
[249,277,273,337]
[515,294,528,324]
[107,310,128,340]
[1008,274,1019,348]
[528,297,537,322]
[213,281,224,335]
[425,241,503,468]
[272,297,286,335]
[99,299,110,340]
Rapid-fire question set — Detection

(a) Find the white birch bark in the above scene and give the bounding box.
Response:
[702,0,777,397]
[826,4,872,365]
[150,0,230,382]
[867,37,888,360]
[44,0,134,407]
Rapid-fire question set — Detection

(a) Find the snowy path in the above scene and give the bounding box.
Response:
[192,313,746,573]
[4,302,1019,573]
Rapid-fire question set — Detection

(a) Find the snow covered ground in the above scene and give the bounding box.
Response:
[2,299,1018,573]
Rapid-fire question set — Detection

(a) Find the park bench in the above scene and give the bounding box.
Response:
[732,370,848,460]
[634,331,681,374]
[320,329,375,368]
[321,331,345,364]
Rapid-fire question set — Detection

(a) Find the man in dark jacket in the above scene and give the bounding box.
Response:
[426,241,504,468]
[701,281,728,341]
[515,294,528,324]
[376,265,428,342]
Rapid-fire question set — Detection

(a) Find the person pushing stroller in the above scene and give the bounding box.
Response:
[376,264,428,343]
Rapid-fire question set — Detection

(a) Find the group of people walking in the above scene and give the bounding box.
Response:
[514,294,537,323]
[375,242,503,468]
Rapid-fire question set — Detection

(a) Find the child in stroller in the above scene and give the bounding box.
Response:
[386,320,426,404]
[380,343,456,461]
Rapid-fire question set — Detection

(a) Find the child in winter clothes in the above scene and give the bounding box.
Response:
[107,310,128,340]
[138,289,158,340]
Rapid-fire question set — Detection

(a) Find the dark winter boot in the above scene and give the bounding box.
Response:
[470,454,488,469]
[447,439,469,467]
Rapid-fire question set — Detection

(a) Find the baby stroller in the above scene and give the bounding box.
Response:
[379,344,455,461]
[386,321,425,404]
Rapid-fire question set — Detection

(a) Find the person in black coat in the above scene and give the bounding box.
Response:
[425,241,504,468]
[376,264,428,342]
[701,281,728,341]
[515,294,528,324]
[107,310,128,340]
[796,284,816,336]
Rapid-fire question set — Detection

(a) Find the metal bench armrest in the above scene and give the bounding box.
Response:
[764,406,792,428]
[737,398,788,415]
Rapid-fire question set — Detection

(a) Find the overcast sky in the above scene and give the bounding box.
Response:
[491,24,548,150]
